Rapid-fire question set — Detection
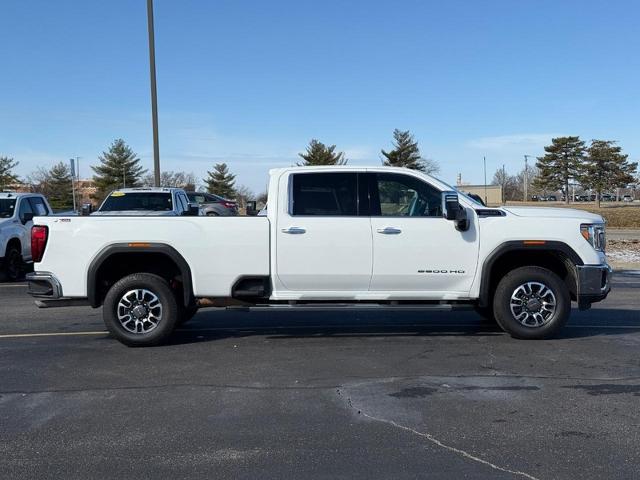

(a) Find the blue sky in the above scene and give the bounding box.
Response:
[1,0,639,192]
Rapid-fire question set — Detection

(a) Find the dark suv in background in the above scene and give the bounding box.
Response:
[186,192,238,216]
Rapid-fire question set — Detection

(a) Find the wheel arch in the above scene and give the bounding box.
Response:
[87,243,193,308]
[5,236,22,255]
[479,241,582,307]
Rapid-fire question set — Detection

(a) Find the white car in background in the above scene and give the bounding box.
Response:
[93,187,199,216]
[0,192,52,280]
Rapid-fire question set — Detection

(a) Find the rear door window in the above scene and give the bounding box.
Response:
[291,173,358,216]
[100,192,173,212]
[28,197,50,216]
[18,197,34,222]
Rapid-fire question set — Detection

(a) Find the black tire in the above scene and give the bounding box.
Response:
[493,266,570,340]
[206,211,219,216]
[177,303,199,326]
[103,273,179,347]
[4,246,23,282]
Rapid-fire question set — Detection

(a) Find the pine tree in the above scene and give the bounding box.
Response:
[92,139,146,201]
[47,162,74,210]
[204,163,236,199]
[0,156,19,190]
[579,140,637,207]
[533,136,585,204]
[381,129,439,174]
[298,139,347,166]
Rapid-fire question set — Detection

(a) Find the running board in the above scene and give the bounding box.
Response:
[223,303,470,312]
[35,298,92,308]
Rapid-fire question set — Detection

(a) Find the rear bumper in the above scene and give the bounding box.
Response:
[576,263,612,310]
[26,271,63,299]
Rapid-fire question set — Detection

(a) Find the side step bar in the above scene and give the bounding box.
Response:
[35,298,92,308]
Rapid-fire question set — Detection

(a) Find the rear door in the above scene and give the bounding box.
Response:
[275,172,372,292]
[368,172,479,295]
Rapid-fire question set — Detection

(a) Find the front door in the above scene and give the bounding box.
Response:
[276,172,372,292]
[368,172,479,295]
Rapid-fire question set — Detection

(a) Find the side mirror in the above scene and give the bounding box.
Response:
[246,200,257,216]
[21,212,34,224]
[187,204,200,216]
[442,191,460,221]
[441,191,469,232]
[81,203,93,216]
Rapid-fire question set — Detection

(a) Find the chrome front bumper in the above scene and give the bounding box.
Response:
[576,263,612,310]
[26,272,63,299]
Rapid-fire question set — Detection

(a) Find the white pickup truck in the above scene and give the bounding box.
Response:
[1,192,53,280]
[26,166,611,346]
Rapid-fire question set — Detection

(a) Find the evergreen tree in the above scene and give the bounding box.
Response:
[298,139,347,166]
[47,162,74,210]
[579,140,637,207]
[0,156,19,190]
[533,136,585,204]
[92,139,146,200]
[381,129,439,174]
[204,163,236,198]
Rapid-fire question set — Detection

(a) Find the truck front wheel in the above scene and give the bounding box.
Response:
[103,273,179,347]
[493,266,570,340]
[4,246,23,281]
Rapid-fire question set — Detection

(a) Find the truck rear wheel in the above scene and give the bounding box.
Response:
[103,273,178,347]
[493,266,570,339]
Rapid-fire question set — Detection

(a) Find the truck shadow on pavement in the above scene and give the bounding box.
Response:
[167,308,640,345]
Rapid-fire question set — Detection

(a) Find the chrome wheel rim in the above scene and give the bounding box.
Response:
[117,289,162,334]
[509,282,556,328]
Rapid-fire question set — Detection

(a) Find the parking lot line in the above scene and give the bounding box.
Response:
[0,324,637,340]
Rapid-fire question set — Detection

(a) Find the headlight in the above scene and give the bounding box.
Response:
[580,224,606,251]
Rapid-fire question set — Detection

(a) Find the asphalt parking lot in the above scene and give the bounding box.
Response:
[1,273,639,479]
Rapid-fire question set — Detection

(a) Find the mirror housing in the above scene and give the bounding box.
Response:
[442,191,460,221]
[441,191,469,232]
[81,203,93,216]
[245,200,258,216]
[186,204,200,216]
[21,212,34,224]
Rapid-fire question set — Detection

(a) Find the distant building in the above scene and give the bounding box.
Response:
[459,184,503,206]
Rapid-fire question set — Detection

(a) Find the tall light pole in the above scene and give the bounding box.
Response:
[483,156,487,205]
[524,155,533,202]
[147,0,161,186]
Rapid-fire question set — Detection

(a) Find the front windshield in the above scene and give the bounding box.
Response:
[100,192,173,212]
[187,193,222,204]
[0,199,17,218]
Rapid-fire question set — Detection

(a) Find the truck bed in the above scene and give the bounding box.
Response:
[34,216,270,298]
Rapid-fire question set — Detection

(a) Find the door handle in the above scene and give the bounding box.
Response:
[282,226,306,234]
[377,227,402,234]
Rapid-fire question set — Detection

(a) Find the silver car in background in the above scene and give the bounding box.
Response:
[186,192,238,216]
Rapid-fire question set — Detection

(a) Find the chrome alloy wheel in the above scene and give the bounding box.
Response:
[509,282,557,328]
[117,289,163,334]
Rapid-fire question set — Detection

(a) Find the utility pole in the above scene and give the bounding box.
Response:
[524,155,532,202]
[502,164,506,204]
[69,158,77,212]
[123,167,126,188]
[483,156,487,205]
[147,0,161,186]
